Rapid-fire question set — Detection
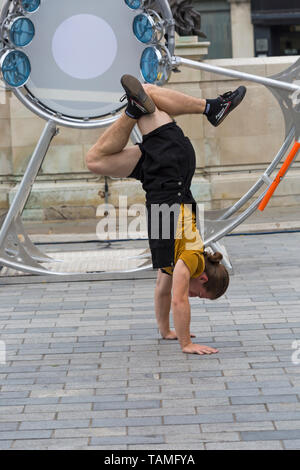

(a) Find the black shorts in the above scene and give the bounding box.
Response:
[128,121,197,269]
[128,121,195,188]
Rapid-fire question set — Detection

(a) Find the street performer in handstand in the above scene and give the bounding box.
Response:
[86,75,246,355]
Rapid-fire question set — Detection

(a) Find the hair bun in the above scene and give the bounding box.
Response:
[207,251,223,264]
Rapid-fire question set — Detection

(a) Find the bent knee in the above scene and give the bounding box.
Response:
[85,149,104,174]
[142,83,156,97]
[85,150,95,171]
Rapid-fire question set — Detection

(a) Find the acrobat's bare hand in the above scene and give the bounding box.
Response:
[182,343,219,355]
[162,330,196,340]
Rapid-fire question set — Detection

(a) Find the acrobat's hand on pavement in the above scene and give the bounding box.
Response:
[182,343,219,355]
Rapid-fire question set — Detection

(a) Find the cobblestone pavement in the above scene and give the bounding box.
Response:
[0,232,300,450]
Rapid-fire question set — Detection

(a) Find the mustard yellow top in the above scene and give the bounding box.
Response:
[162,203,205,278]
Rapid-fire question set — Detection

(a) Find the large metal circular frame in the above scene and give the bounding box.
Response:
[0,0,175,129]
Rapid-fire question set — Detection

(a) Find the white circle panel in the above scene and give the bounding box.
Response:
[23,0,146,119]
[52,15,118,80]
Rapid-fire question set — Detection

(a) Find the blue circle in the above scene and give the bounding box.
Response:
[140,47,159,83]
[1,50,31,87]
[124,0,141,10]
[133,14,153,44]
[21,0,40,13]
[10,18,35,47]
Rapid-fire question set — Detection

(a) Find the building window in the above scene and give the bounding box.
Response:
[193,0,232,59]
[251,0,300,56]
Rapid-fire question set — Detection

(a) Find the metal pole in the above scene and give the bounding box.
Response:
[0,120,57,247]
[174,57,300,93]
[157,0,175,57]
[0,0,10,27]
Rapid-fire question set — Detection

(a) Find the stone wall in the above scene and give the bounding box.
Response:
[0,55,299,221]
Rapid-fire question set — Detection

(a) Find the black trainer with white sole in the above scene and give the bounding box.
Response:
[120,74,156,120]
[206,86,247,127]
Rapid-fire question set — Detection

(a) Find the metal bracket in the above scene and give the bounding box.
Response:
[0,213,53,263]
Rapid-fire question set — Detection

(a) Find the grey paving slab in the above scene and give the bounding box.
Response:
[205,441,283,450]
[241,430,300,441]
[90,436,165,446]
[283,440,300,449]
[231,395,299,405]
[12,438,89,450]
[0,232,300,449]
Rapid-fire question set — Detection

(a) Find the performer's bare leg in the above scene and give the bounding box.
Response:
[86,84,206,176]
[86,73,246,176]
[143,83,206,116]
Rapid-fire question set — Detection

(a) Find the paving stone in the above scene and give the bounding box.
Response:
[201,421,275,432]
[205,441,283,450]
[127,407,196,418]
[231,395,298,405]
[241,430,300,441]
[92,417,162,428]
[0,423,19,431]
[53,427,126,438]
[127,424,200,436]
[0,441,13,449]
[164,431,240,443]
[164,413,234,425]
[57,410,128,420]
[12,438,89,449]
[283,440,300,449]
[128,444,205,450]
[93,400,161,411]
[19,419,90,430]
[90,436,165,445]
[0,430,52,440]
[236,411,300,422]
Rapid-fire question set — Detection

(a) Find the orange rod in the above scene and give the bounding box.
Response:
[258,142,300,212]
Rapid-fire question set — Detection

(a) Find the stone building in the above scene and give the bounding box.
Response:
[194,0,300,59]
[193,0,254,59]
[251,0,300,57]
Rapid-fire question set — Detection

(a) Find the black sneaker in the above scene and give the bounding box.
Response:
[206,86,247,127]
[120,74,156,119]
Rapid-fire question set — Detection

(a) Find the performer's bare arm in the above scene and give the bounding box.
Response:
[171,260,219,355]
[155,269,196,341]
[154,270,172,337]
